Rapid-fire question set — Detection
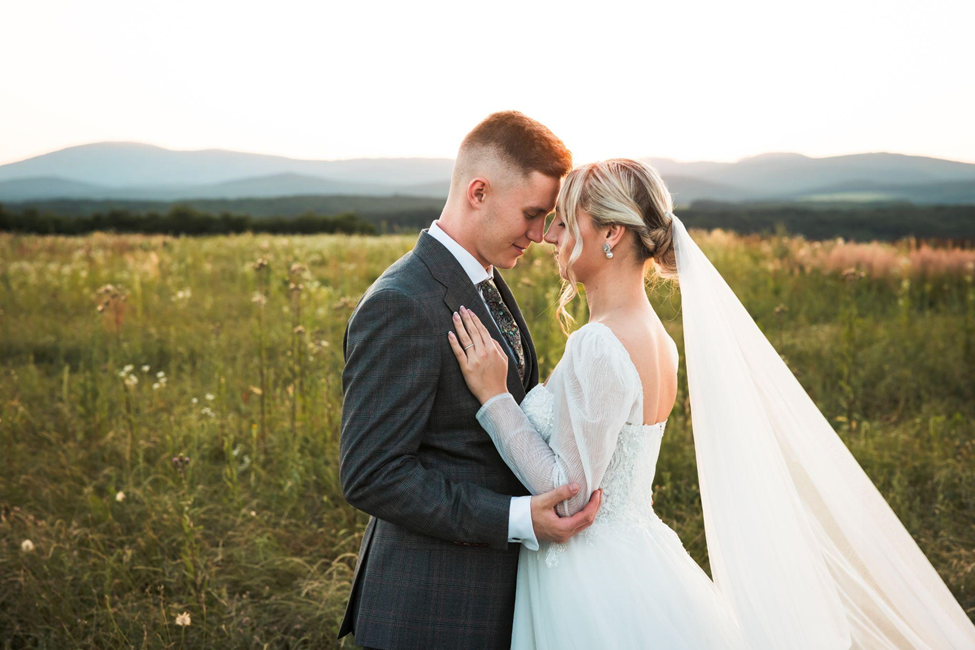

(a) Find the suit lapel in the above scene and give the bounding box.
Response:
[413,230,527,402]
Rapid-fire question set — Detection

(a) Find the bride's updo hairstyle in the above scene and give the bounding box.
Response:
[555,158,677,333]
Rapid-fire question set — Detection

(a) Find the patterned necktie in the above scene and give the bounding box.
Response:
[477,278,525,382]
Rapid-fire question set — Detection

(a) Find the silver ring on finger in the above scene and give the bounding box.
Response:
[463,343,474,351]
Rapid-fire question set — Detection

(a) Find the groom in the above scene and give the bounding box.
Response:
[337,111,604,649]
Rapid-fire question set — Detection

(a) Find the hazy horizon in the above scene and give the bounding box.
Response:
[2,0,973,167]
[7,140,975,169]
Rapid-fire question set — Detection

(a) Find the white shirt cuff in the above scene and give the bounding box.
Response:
[507,495,538,551]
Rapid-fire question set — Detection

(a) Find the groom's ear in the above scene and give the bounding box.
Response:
[467,178,489,209]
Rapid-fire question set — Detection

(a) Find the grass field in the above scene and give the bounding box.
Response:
[1,229,973,648]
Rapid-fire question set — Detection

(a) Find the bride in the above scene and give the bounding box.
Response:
[447,159,975,649]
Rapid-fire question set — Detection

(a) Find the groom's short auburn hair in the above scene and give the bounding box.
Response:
[459,111,572,179]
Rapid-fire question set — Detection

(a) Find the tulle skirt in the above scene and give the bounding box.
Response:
[512,512,749,649]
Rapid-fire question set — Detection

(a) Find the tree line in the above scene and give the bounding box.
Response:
[0,203,377,236]
[2,199,974,243]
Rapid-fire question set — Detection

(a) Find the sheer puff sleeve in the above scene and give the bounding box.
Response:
[476,324,639,517]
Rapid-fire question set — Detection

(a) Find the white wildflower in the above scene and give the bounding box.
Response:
[156,371,165,378]
[141,365,151,373]
[175,611,191,627]
[21,539,35,553]
[191,397,198,404]
[124,375,139,387]
[116,491,125,502]
[205,393,215,401]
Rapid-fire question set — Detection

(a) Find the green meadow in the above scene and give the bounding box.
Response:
[1,229,973,647]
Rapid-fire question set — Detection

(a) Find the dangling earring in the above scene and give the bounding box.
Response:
[603,242,614,259]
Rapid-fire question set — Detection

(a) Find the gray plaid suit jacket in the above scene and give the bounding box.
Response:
[337,229,540,649]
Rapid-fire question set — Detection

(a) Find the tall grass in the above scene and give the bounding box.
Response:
[1,229,972,647]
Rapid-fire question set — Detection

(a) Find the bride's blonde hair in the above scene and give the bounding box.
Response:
[555,158,677,334]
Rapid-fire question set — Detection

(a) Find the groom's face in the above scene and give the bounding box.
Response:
[475,170,560,270]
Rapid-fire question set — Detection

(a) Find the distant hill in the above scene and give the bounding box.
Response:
[2,142,975,205]
[0,142,455,187]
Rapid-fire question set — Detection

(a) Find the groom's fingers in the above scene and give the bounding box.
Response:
[566,489,602,534]
[537,482,580,508]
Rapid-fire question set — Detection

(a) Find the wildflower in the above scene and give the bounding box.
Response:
[124,375,139,387]
[175,612,191,627]
[152,383,160,390]
[201,407,215,418]
[156,371,165,379]
[191,397,198,404]
[251,292,267,306]
[293,325,305,335]
[21,539,35,553]
[96,284,128,314]
[141,365,151,373]
[172,454,191,476]
[205,393,215,401]
[252,257,269,272]
[116,491,125,502]
[123,364,134,373]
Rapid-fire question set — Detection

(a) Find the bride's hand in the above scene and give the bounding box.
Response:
[447,306,509,404]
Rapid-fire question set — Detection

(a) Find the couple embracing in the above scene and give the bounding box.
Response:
[337,112,975,649]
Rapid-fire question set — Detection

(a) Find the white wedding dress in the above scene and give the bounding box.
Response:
[476,321,749,649]
[476,211,975,649]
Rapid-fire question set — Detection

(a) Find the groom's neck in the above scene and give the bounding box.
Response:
[436,214,492,273]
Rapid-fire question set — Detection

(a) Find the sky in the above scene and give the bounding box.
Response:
[1,0,973,167]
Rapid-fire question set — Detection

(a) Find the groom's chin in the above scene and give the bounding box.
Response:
[495,256,521,270]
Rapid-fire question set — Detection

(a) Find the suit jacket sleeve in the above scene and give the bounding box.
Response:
[339,287,512,550]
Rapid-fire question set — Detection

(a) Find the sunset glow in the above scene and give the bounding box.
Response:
[1,0,972,166]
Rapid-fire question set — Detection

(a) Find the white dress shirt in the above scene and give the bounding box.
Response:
[427,219,539,551]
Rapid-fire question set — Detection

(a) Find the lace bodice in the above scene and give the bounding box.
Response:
[476,322,677,566]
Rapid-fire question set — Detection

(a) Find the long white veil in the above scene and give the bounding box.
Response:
[670,211,975,649]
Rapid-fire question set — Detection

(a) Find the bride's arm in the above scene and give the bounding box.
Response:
[476,326,637,517]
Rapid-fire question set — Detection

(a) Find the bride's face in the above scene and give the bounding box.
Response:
[544,208,600,282]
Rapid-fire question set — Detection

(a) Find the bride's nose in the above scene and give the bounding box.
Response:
[543,221,558,244]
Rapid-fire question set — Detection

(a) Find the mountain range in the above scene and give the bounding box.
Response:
[2,142,975,205]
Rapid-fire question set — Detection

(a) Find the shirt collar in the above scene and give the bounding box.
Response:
[428,219,493,286]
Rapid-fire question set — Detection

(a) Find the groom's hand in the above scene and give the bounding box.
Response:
[530,483,603,544]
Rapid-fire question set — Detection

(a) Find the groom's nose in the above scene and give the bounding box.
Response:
[526,219,545,244]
